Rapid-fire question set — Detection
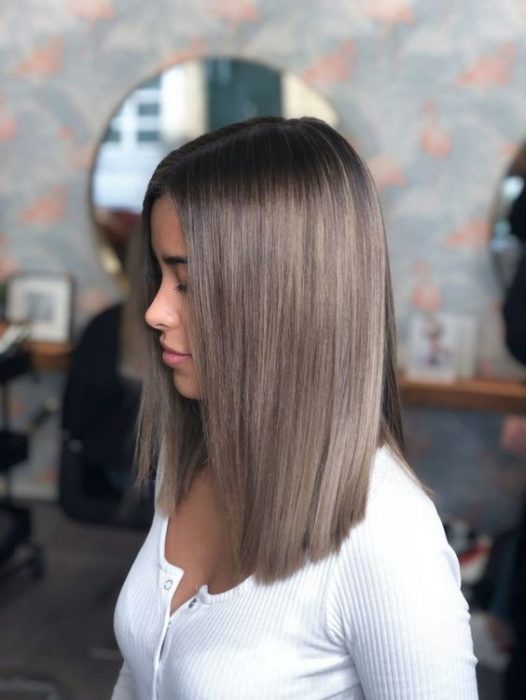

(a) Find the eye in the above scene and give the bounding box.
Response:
[175,283,188,294]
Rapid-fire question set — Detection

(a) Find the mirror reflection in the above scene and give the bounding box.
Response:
[91,57,339,275]
[490,143,526,292]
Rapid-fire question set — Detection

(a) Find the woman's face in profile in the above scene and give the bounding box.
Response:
[145,195,202,400]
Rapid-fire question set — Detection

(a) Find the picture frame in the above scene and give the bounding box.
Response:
[405,311,479,382]
[406,312,460,382]
[5,272,74,343]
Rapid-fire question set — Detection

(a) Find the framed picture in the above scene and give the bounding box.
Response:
[5,272,74,343]
[405,312,480,382]
[406,312,460,382]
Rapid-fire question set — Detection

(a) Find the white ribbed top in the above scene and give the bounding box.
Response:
[112,446,478,699]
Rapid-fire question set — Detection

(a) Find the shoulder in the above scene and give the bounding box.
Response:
[328,444,463,639]
[349,445,450,561]
[325,447,478,696]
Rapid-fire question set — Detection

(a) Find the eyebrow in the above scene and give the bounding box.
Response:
[162,255,188,266]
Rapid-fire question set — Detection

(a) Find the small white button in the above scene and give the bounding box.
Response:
[164,579,173,590]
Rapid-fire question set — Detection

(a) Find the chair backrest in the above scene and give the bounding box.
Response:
[58,303,153,529]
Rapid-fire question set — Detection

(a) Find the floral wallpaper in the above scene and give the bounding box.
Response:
[1,0,526,526]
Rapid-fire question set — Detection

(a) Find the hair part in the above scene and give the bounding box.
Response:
[135,115,419,583]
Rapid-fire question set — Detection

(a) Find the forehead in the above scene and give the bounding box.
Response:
[150,195,186,253]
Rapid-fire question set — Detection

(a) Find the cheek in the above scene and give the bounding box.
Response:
[180,304,194,333]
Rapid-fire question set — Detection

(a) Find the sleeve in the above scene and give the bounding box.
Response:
[111,660,137,700]
[330,477,479,699]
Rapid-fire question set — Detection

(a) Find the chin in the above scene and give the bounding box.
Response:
[173,374,201,400]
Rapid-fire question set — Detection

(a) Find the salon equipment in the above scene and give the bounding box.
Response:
[58,303,154,531]
[0,346,45,582]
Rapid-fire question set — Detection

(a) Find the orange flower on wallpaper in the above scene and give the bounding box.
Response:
[58,126,75,141]
[19,186,67,225]
[71,143,97,169]
[455,42,516,92]
[444,218,488,250]
[59,127,96,169]
[0,235,21,280]
[157,38,209,72]
[301,41,356,87]
[14,37,64,78]
[367,154,406,190]
[364,0,415,24]
[0,95,17,141]
[410,259,442,313]
[419,102,452,158]
[206,0,259,25]
[67,0,115,22]
[499,141,518,162]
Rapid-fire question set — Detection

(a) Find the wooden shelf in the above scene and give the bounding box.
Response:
[398,374,526,414]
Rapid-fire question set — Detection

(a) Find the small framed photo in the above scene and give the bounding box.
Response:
[405,312,479,382]
[5,272,73,343]
[406,312,459,382]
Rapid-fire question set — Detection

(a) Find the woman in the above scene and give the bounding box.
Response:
[112,116,478,698]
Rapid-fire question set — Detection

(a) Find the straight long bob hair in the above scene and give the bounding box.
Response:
[137,115,413,584]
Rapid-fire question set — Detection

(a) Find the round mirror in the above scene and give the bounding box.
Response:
[90,57,340,281]
[490,143,526,292]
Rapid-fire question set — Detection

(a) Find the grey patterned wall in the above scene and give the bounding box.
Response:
[1,0,526,524]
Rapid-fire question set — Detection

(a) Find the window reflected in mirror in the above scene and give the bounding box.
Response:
[90,57,340,280]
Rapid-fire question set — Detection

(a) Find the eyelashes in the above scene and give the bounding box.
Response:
[149,259,188,294]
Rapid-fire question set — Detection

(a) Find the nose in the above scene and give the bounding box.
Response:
[145,286,182,331]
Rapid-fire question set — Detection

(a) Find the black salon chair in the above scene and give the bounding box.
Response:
[58,303,154,530]
[0,345,69,698]
[56,303,154,666]
[0,348,45,583]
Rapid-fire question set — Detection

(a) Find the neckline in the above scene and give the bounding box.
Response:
[157,509,257,605]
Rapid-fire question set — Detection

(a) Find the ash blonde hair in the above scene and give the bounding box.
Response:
[136,116,413,583]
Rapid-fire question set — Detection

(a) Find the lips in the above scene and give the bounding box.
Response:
[160,341,191,356]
